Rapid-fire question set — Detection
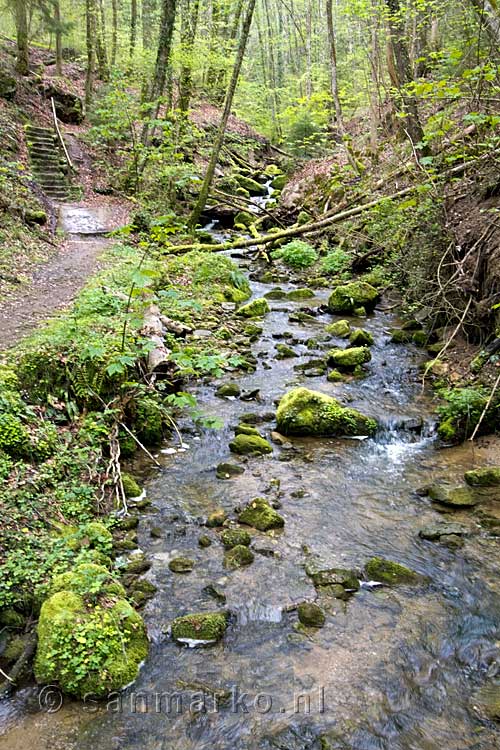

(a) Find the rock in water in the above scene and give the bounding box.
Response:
[470,683,500,721]
[325,319,351,338]
[229,434,273,456]
[327,281,379,314]
[169,557,195,573]
[220,528,252,548]
[327,346,371,370]
[464,467,500,487]
[237,298,270,318]
[276,387,377,437]
[364,557,422,585]
[238,497,284,531]
[223,544,255,569]
[297,602,325,628]
[427,483,480,508]
[171,612,228,645]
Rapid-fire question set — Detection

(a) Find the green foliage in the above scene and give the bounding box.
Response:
[321,247,351,275]
[272,240,318,269]
[437,386,498,441]
[0,413,29,457]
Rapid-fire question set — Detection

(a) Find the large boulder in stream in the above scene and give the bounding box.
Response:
[171,611,229,645]
[276,387,377,438]
[327,281,379,314]
[237,298,270,318]
[327,346,371,370]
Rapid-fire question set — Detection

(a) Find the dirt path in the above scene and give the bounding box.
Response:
[0,204,127,351]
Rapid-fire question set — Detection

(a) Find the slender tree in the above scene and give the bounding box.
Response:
[85,0,97,106]
[188,0,257,229]
[111,0,118,65]
[130,0,138,56]
[53,0,63,75]
[178,0,201,114]
[325,0,344,133]
[14,0,29,74]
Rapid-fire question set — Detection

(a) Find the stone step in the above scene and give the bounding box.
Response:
[30,145,59,154]
[26,126,55,136]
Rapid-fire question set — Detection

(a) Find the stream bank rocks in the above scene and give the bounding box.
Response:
[326,346,371,371]
[237,298,270,318]
[223,544,255,569]
[297,602,325,628]
[276,387,377,437]
[34,564,148,698]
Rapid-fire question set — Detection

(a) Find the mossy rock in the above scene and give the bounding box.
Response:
[206,508,227,527]
[364,557,421,585]
[464,467,500,487]
[390,329,413,344]
[287,288,315,300]
[198,534,212,548]
[327,281,379,314]
[229,434,273,456]
[223,544,255,569]
[49,563,125,599]
[271,174,287,191]
[265,288,287,300]
[236,175,267,196]
[169,557,195,574]
[305,563,359,592]
[216,462,245,480]
[171,611,228,644]
[34,592,148,698]
[276,387,377,438]
[325,320,351,338]
[327,346,371,371]
[3,634,26,661]
[216,382,241,398]
[122,473,141,498]
[244,323,263,339]
[0,608,25,628]
[234,423,261,436]
[275,343,298,359]
[297,602,325,628]
[349,328,374,347]
[234,211,255,229]
[412,330,428,347]
[220,528,252,549]
[237,298,270,318]
[327,369,344,383]
[418,522,469,542]
[427,483,480,508]
[238,497,284,531]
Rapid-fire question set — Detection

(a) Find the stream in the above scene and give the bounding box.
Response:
[0,205,499,749]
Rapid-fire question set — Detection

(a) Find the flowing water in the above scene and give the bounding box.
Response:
[1,215,499,749]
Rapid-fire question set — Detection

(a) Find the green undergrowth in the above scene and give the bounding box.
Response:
[0,239,249,620]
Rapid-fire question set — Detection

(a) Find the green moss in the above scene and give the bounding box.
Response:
[171,611,228,643]
[234,423,261,436]
[427,484,479,507]
[237,298,270,318]
[327,281,379,314]
[325,320,351,338]
[271,173,287,191]
[412,330,428,347]
[234,211,255,229]
[0,608,25,628]
[216,462,245,479]
[223,544,255,569]
[297,602,325,628]
[464,467,500,487]
[3,634,26,661]
[216,382,241,398]
[220,528,252,548]
[198,534,212,548]
[437,417,456,442]
[244,323,263,339]
[327,369,344,383]
[206,508,227,527]
[169,557,195,573]
[349,328,374,347]
[122,473,141,498]
[236,175,267,196]
[327,346,371,370]
[390,328,412,344]
[34,591,148,697]
[305,563,360,592]
[275,343,297,359]
[364,557,421,585]
[238,497,284,531]
[276,387,377,437]
[287,288,315,300]
[229,434,273,456]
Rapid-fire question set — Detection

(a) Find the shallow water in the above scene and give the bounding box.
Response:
[1,231,499,749]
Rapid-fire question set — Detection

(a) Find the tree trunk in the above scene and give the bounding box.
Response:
[178,0,201,113]
[384,0,427,155]
[263,0,282,140]
[96,0,109,79]
[15,0,29,75]
[130,0,138,57]
[85,0,97,107]
[325,0,344,132]
[111,0,118,65]
[142,0,157,48]
[140,0,177,143]
[188,0,257,230]
[54,0,63,75]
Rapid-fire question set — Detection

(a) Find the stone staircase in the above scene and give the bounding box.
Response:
[26,124,70,202]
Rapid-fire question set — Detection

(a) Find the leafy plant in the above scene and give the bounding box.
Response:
[272,240,318,269]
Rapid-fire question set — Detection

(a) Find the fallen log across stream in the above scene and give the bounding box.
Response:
[169,153,497,256]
